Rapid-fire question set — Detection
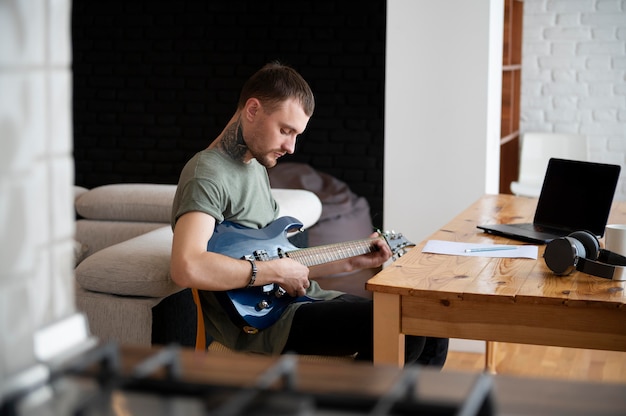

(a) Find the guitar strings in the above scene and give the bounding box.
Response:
[287,238,381,267]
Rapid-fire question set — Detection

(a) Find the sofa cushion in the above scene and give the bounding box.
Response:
[75,226,182,297]
[75,219,167,258]
[75,183,176,222]
[272,188,322,231]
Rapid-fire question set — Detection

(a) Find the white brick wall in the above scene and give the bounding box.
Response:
[521,0,626,200]
[0,0,74,381]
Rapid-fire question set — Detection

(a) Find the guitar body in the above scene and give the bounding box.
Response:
[207,216,414,333]
[208,216,317,332]
[207,216,302,259]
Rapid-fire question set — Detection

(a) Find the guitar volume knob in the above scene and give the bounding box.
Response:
[257,300,270,310]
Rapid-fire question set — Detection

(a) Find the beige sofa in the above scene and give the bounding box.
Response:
[73,183,323,347]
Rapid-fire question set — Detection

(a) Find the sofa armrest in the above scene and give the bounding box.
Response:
[75,226,182,298]
[75,219,167,259]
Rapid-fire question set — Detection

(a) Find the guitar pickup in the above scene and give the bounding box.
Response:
[252,250,270,261]
[262,284,286,299]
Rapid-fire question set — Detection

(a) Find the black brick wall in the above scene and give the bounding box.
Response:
[72,0,387,228]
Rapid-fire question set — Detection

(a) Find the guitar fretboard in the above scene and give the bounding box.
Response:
[285,237,381,267]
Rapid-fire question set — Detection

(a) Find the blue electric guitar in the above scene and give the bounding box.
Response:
[208,216,414,333]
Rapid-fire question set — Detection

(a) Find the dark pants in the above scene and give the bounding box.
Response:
[282,294,449,367]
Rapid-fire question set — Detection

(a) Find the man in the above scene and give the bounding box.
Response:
[170,62,448,365]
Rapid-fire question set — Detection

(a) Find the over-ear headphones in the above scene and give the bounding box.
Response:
[544,230,626,281]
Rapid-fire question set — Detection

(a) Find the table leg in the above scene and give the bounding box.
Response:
[372,292,405,367]
[485,341,497,373]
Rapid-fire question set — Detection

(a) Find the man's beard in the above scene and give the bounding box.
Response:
[245,130,279,168]
[252,150,278,169]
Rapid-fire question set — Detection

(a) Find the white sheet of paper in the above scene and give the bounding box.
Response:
[422,240,538,259]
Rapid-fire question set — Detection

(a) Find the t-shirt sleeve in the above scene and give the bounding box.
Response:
[173,178,225,226]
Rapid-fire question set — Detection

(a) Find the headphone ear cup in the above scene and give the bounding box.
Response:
[568,230,600,260]
[544,236,585,275]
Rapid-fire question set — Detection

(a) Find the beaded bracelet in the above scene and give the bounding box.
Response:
[246,258,257,288]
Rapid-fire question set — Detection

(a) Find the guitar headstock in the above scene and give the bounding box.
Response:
[379,230,415,259]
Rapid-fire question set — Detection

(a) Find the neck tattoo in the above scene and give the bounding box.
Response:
[219,119,248,162]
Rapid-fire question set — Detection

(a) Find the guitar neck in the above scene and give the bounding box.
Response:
[286,237,383,267]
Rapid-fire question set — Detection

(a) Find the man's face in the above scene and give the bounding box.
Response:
[244,98,310,168]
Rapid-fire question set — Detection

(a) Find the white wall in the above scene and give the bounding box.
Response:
[0,0,75,383]
[385,0,503,244]
[521,0,626,200]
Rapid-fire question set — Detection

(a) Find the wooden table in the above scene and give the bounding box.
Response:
[366,194,626,368]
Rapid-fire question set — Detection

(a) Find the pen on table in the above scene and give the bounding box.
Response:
[465,246,517,253]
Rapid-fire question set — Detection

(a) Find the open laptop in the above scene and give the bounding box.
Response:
[477,158,621,244]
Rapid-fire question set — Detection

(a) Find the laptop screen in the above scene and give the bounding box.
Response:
[533,158,621,236]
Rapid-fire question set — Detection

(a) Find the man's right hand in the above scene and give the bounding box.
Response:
[258,257,310,297]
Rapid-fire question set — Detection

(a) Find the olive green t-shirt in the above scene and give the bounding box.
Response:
[171,148,342,355]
